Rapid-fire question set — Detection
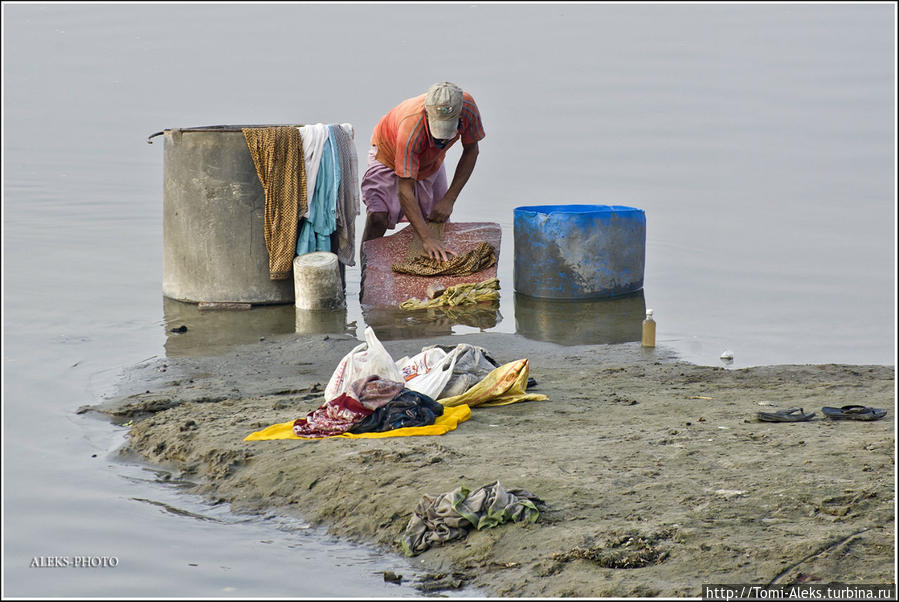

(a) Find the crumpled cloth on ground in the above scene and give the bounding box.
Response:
[350,375,405,410]
[292,393,371,438]
[401,481,542,556]
[244,404,471,441]
[243,126,307,280]
[439,358,549,408]
[349,390,444,434]
[392,242,496,277]
[400,277,500,310]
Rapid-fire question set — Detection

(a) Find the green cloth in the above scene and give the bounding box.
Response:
[401,481,542,556]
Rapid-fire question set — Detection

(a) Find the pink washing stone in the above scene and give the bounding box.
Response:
[360,222,502,308]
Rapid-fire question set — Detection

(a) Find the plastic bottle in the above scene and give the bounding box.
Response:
[641,309,656,348]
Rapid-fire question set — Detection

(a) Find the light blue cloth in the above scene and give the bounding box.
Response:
[297,126,340,255]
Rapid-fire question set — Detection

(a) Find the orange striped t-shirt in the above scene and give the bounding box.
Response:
[370,92,485,180]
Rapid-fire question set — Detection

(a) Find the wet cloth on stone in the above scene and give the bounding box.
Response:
[349,390,444,434]
[400,278,500,310]
[350,375,405,411]
[243,404,471,441]
[392,241,496,277]
[330,124,360,266]
[291,393,371,438]
[242,126,307,280]
[439,358,548,408]
[401,481,542,556]
[297,126,339,256]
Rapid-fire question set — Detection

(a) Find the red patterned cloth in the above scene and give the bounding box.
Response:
[292,394,373,438]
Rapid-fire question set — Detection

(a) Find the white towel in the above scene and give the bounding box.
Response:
[297,123,330,219]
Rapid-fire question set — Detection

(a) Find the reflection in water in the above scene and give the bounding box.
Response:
[514,290,646,345]
[362,303,502,342]
[162,297,351,357]
[295,307,354,335]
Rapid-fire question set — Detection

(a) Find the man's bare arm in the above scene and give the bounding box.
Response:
[428,141,479,222]
[397,177,455,262]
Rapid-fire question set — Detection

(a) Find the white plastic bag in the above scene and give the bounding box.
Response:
[396,347,448,383]
[324,327,403,402]
[400,346,466,400]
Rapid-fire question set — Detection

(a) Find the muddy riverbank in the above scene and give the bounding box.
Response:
[85,332,895,597]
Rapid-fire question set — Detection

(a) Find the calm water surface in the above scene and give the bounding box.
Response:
[3,3,895,597]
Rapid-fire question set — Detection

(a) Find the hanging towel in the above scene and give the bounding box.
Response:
[297,123,329,219]
[297,127,339,255]
[330,124,360,266]
[243,126,307,280]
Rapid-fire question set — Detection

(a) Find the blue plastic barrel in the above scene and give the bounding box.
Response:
[513,204,646,299]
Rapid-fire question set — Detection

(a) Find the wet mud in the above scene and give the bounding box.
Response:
[85,332,895,597]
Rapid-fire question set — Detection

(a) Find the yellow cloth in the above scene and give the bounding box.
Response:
[244,404,472,441]
[439,358,549,408]
[243,126,307,280]
[400,277,500,310]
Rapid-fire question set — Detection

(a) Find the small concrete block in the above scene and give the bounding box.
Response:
[360,222,502,308]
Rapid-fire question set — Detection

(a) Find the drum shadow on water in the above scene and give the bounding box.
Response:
[162,297,354,357]
[362,302,502,342]
[514,290,646,346]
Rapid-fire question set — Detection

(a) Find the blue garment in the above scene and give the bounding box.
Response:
[297,126,341,255]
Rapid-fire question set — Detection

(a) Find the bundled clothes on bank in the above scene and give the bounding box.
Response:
[291,377,445,439]
[243,123,360,280]
[244,326,548,441]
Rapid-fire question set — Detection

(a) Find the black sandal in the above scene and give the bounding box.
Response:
[821,405,887,421]
[757,407,816,422]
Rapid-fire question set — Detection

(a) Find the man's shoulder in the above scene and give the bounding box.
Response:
[394,94,427,115]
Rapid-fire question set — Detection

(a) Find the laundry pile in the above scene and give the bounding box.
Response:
[243,123,359,280]
[244,327,548,441]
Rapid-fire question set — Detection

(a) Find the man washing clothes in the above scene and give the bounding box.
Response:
[361,81,485,262]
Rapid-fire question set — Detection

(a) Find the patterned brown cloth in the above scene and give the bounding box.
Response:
[392,241,497,277]
[243,126,307,280]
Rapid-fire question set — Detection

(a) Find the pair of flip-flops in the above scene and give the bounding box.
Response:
[757,405,887,422]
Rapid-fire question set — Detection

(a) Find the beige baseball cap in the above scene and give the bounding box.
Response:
[424,81,463,140]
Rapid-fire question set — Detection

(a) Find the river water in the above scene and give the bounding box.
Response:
[3,3,895,597]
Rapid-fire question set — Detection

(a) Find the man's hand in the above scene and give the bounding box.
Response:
[422,236,456,263]
[427,193,457,223]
